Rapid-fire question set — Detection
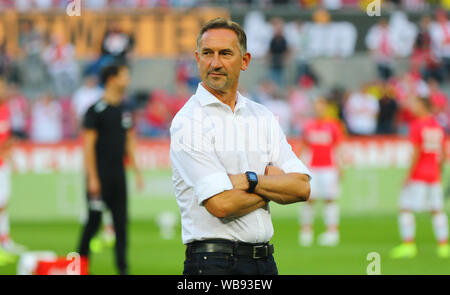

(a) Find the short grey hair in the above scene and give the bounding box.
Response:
[197,17,247,56]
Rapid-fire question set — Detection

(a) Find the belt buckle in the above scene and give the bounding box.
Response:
[253,245,268,259]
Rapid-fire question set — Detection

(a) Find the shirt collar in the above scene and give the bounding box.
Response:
[195,83,247,112]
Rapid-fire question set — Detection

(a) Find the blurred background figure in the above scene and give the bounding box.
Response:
[288,85,314,135]
[0,76,27,263]
[174,53,201,92]
[72,74,104,127]
[30,93,63,143]
[287,19,319,87]
[344,84,379,135]
[244,11,272,59]
[17,20,47,97]
[432,8,450,82]
[376,83,399,134]
[413,15,444,84]
[6,82,29,140]
[366,17,395,81]
[267,17,289,86]
[300,97,344,247]
[100,21,135,67]
[390,96,449,259]
[260,85,292,134]
[42,33,80,98]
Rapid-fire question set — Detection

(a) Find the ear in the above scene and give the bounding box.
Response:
[195,50,200,69]
[241,52,251,71]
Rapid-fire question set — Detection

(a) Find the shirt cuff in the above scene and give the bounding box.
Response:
[194,172,234,206]
[281,159,312,180]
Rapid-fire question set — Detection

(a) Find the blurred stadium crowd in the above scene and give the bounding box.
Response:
[0,3,450,142]
[0,0,449,11]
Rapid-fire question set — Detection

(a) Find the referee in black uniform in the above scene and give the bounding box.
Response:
[78,64,143,275]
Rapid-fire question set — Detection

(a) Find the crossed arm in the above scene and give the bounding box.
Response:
[203,166,310,219]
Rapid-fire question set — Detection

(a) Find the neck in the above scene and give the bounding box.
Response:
[202,82,238,112]
[103,87,122,106]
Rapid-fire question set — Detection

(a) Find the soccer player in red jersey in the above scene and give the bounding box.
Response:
[0,77,26,265]
[390,96,449,258]
[299,97,344,247]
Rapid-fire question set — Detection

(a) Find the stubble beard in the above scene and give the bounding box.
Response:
[205,75,232,95]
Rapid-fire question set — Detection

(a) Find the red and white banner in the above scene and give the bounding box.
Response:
[8,136,450,173]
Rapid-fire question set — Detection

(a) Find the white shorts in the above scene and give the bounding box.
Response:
[399,181,444,212]
[0,164,11,208]
[309,167,340,200]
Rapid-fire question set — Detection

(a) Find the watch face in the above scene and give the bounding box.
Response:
[248,172,257,182]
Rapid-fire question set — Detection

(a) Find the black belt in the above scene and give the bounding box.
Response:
[186,240,274,259]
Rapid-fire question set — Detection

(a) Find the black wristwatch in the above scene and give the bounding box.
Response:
[245,171,258,193]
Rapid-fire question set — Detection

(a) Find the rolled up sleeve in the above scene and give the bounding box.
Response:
[194,172,233,205]
[170,115,233,206]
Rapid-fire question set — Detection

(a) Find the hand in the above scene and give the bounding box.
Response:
[228,174,249,191]
[88,176,101,199]
[264,165,285,176]
[135,172,144,192]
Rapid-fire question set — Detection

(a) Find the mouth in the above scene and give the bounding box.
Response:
[209,72,226,77]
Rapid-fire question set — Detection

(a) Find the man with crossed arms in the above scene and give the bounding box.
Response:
[170,18,311,275]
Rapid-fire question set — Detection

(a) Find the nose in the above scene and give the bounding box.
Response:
[211,52,222,69]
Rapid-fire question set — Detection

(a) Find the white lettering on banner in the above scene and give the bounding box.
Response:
[340,140,414,168]
[136,146,171,170]
[11,149,28,173]
[11,146,83,173]
[7,138,448,173]
[32,149,54,173]
[397,142,414,167]
[54,148,83,172]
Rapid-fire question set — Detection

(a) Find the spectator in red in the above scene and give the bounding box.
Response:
[174,53,200,92]
[169,82,190,117]
[139,89,171,137]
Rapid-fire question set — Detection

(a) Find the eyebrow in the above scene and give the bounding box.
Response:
[201,47,234,53]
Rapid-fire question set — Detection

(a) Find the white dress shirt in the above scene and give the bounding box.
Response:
[170,83,311,244]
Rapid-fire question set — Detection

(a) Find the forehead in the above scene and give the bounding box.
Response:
[199,28,239,49]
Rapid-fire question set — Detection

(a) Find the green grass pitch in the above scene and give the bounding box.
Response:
[0,167,449,275]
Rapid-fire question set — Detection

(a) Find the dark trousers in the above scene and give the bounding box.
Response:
[78,173,128,274]
[183,241,278,275]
